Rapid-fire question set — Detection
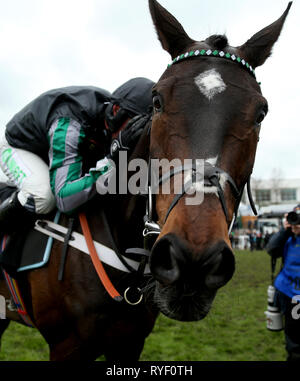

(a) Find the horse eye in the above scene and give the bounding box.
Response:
[256,108,267,126]
[153,95,163,112]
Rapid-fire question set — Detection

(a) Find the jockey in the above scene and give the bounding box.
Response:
[0,77,154,232]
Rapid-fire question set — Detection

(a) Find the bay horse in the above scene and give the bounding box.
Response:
[0,0,292,360]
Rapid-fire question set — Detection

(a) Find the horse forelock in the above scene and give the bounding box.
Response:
[205,34,229,50]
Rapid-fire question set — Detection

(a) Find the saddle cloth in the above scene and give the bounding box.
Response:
[0,185,150,278]
[0,184,50,277]
[0,218,53,278]
[0,184,150,326]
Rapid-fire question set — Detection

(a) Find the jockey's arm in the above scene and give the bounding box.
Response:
[48,117,112,214]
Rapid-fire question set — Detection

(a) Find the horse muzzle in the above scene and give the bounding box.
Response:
[149,234,235,321]
[150,233,235,288]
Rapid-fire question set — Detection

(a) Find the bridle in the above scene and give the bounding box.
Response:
[168,48,256,79]
[101,47,259,304]
[143,160,257,250]
[143,48,259,249]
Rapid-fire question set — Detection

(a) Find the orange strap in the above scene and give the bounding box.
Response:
[79,212,123,302]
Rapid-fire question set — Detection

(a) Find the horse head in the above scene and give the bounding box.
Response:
[147,0,291,321]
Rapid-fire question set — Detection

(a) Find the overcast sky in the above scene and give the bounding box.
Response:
[0,0,298,180]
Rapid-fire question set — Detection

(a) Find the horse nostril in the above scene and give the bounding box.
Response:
[204,245,235,289]
[150,237,180,285]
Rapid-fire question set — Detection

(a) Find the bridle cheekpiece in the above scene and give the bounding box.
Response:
[142,48,259,247]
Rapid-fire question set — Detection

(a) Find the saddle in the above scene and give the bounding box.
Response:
[0,184,150,279]
[0,184,56,278]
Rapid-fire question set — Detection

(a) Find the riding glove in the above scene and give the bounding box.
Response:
[90,157,116,195]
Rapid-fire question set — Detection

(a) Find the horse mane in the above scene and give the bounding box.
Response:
[205,34,228,50]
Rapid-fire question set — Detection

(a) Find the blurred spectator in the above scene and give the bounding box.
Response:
[266,205,300,362]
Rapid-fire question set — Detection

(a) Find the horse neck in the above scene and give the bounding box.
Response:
[115,127,151,248]
[87,126,150,251]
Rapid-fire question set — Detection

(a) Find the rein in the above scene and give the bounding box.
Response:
[79,212,123,301]
[78,211,150,305]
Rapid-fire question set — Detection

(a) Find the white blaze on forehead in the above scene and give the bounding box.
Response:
[194,69,226,100]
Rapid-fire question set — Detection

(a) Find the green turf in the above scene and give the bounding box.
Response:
[0,250,286,361]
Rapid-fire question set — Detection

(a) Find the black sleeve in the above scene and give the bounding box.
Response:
[265,228,293,258]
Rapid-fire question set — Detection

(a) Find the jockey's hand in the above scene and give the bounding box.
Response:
[110,114,151,158]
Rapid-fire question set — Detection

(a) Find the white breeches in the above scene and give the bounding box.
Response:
[0,136,55,214]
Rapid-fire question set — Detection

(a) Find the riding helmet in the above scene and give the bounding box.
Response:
[105,77,155,133]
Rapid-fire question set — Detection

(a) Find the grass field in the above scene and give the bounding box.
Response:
[0,250,287,361]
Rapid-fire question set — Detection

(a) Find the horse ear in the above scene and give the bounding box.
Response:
[149,0,195,59]
[238,2,292,68]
